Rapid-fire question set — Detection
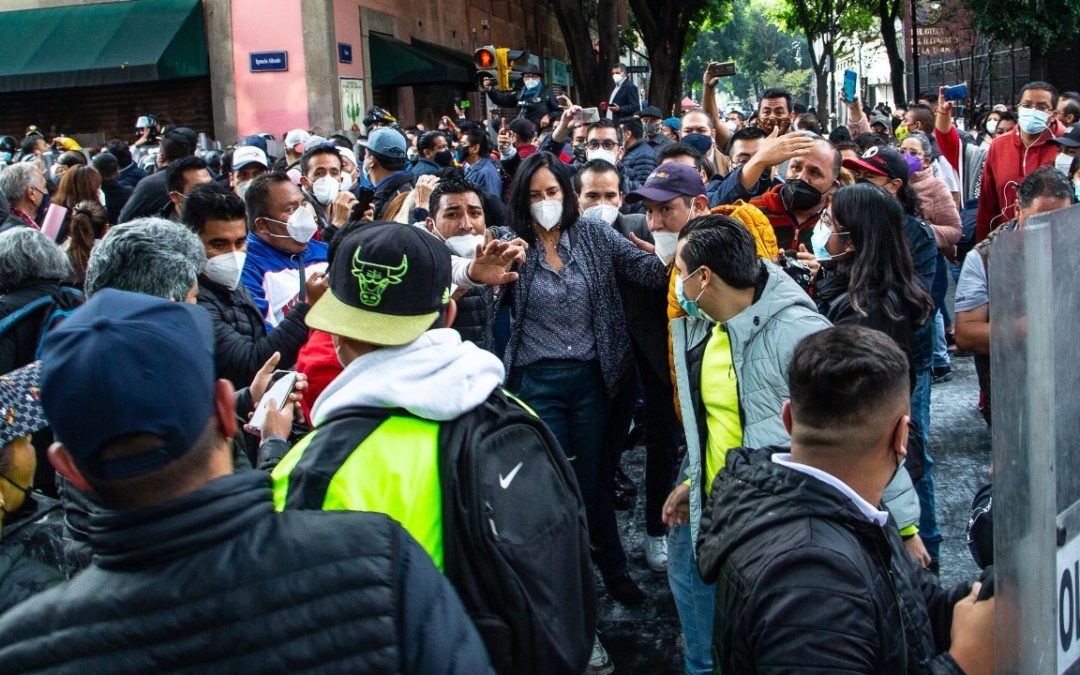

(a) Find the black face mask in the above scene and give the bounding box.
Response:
[780,179,823,212]
[433,149,454,167]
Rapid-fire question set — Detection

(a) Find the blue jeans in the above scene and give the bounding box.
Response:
[667,524,714,675]
[910,367,942,562]
[509,359,628,579]
[932,310,950,369]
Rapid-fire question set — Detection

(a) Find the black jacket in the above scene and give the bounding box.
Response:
[620,139,657,187]
[453,285,496,352]
[100,178,132,225]
[610,214,668,385]
[373,171,416,220]
[698,446,969,675]
[0,281,84,375]
[0,471,492,674]
[487,85,561,126]
[117,169,169,223]
[196,273,311,388]
[0,494,66,614]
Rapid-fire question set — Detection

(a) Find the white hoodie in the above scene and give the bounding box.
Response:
[311,328,506,425]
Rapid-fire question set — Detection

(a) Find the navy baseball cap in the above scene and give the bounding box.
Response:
[39,289,216,480]
[1051,125,1080,148]
[843,145,909,183]
[239,134,269,155]
[359,128,407,160]
[625,161,706,203]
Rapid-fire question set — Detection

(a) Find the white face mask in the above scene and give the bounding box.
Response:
[523,77,540,89]
[985,119,999,135]
[235,179,253,201]
[530,199,563,230]
[612,74,624,85]
[311,176,340,205]
[587,148,619,166]
[583,204,620,225]
[266,207,318,244]
[652,231,679,265]
[444,233,485,259]
[97,189,107,207]
[202,251,247,290]
[339,171,354,192]
[1056,152,1074,176]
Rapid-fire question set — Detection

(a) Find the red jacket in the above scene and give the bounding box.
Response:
[974,126,1060,243]
[749,184,822,252]
[294,329,342,420]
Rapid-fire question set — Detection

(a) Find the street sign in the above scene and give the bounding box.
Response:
[1057,528,1080,673]
[338,43,353,64]
[340,78,365,131]
[626,65,650,74]
[249,51,288,73]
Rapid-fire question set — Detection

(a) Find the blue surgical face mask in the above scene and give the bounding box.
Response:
[1074,181,1080,202]
[810,221,835,260]
[675,267,715,323]
[1017,107,1050,135]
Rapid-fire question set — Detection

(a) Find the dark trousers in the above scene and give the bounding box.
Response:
[509,359,628,579]
[608,343,683,537]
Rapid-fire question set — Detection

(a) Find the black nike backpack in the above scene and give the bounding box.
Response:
[438,389,596,674]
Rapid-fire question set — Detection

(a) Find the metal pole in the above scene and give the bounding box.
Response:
[910,0,920,102]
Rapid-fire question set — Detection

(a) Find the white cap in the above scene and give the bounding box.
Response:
[284,129,310,152]
[339,147,357,166]
[232,145,269,170]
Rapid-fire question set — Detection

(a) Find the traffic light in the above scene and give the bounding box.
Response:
[496,48,529,91]
[474,46,497,89]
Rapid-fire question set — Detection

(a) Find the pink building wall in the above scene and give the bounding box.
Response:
[334,0,364,80]
[231,0,310,137]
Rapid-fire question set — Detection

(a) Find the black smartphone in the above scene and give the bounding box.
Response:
[356,187,375,215]
[708,61,736,78]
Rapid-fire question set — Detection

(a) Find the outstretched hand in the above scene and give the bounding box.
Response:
[467,238,529,286]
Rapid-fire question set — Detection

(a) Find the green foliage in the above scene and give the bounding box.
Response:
[682,0,811,103]
[963,0,1080,56]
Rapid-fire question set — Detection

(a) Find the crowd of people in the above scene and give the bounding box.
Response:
[0,58,1076,673]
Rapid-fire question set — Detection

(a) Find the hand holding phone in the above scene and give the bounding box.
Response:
[249,371,298,431]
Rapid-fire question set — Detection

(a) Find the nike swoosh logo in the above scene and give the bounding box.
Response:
[499,462,524,489]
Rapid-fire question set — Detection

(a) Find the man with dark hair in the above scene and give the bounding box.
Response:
[663,214,830,674]
[619,117,658,185]
[712,126,816,206]
[976,81,1067,242]
[298,144,357,239]
[607,63,641,122]
[956,165,1074,424]
[104,139,146,190]
[119,132,195,223]
[458,126,501,198]
[412,131,452,179]
[0,289,491,672]
[698,325,994,674]
[422,179,497,351]
[91,152,131,225]
[359,128,415,220]
[162,156,212,222]
[240,172,329,331]
[184,183,320,388]
[1058,90,1080,127]
[756,88,795,134]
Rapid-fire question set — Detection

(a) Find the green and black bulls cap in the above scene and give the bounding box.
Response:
[306,221,452,346]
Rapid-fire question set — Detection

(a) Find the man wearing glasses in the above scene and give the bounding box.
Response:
[974,81,1066,243]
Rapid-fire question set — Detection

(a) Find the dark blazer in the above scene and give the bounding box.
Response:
[609,81,641,121]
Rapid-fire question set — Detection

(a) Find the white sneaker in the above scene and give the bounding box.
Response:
[646,534,668,571]
[587,635,615,675]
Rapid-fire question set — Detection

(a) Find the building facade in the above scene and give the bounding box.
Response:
[0,0,573,145]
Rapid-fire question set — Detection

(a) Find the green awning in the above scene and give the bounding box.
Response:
[370,33,472,88]
[0,0,208,93]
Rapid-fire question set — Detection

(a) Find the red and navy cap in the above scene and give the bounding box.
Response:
[842,146,909,183]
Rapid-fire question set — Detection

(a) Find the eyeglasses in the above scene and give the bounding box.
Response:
[1019,102,1054,113]
[586,140,618,151]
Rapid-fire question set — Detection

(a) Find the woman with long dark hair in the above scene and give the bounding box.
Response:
[63,200,108,286]
[502,152,667,616]
[812,182,934,343]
